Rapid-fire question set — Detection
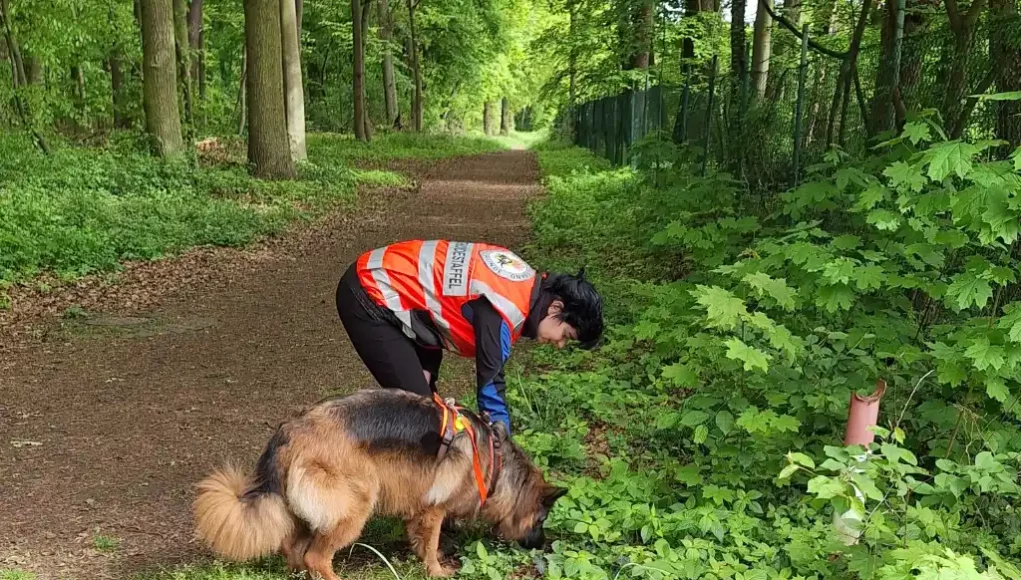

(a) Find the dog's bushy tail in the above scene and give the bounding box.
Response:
[193,465,294,560]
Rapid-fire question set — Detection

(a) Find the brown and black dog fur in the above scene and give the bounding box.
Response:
[192,389,566,580]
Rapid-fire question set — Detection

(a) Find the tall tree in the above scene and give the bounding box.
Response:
[352,0,367,140]
[188,0,205,100]
[173,0,195,140]
[280,0,307,158]
[140,0,184,156]
[991,0,1021,147]
[500,96,511,135]
[408,0,424,131]
[360,0,374,139]
[730,0,747,85]
[244,0,296,178]
[751,0,773,98]
[627,0,654,71]
[868,0,901,136]
[378,0,398,126]
[1,0,49,152]
[942,0,988,137]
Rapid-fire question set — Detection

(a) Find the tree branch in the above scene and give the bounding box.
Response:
[945,0,962,31]
[951,65,997,139]
[759,0,846,60]
[964,0,987,30]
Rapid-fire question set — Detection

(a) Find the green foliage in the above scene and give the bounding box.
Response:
[453,126,1021,580]
[0,132,493,290]
[307,132,507,162]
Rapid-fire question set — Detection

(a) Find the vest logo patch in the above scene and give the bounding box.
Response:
[480,250,534,282]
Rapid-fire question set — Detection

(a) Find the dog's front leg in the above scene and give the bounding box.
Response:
[408,507,457,577]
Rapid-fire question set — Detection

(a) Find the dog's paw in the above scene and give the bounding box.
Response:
[427,564,458,578]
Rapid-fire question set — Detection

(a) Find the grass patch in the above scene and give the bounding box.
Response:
[351,169,412,188]
[307,132,508,163]
[0,571,36,580]
[0,130,484,293]
[480,129,550,151]
[93,534,120,552]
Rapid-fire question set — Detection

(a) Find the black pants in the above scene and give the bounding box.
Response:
[336,264,442,397]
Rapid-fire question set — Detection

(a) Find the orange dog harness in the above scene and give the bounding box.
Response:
[433,393,502,506]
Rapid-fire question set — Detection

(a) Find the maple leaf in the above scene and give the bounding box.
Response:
[904,243,945,268]
[945,271,993,311]
[742,272,797,311]
[854,264,886,291]
[867,209,902,231]
[831,235,861,250]
[925,141,981,182]
[690,285,747,330]
[997,304,1021,343]
[853,182,889,212]
[724,338,771,372]
[986,377,1010,403]
[928,341,969,387]
[901,121,931,145]
[883,161,927,192]
[822,257,858,285]
[816,284,856,313]
[965,336,1006,372]
[662,362,699,387]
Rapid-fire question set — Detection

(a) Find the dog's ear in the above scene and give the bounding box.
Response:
[542,486,568,508]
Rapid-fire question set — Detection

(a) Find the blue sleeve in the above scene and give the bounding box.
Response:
[466,298,513,434]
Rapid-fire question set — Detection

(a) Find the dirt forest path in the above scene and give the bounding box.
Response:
[0,150,542,580]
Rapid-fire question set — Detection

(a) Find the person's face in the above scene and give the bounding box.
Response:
[536,300,578,349]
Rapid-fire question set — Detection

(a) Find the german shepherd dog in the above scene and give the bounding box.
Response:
[192,389,566,580]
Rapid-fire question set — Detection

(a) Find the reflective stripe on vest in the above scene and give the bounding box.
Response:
[355,240,536,356]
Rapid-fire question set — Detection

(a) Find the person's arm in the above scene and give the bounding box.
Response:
[467,297,512,433]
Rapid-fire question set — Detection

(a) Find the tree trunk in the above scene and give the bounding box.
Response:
[244,0,296,178]
[628,0,653,71]
[867,0,899,136]
[408,0,423,131]
[71,65,85,101]
[280,0,307,158]
[361,0,374,140]
[730,0,747,84]
[295,0,302,36]
[1,0,49,153]
[751,0,773,99]
[352,0,367,140]
[173,0,194,141]
[991,0,1021,148]
[378,0,398,125]
[484,101,493,135]
[140,0,184,156]
[237,48,247,135]
[826,0,873,146]
[943,0,988,138]
[500,97,510,135]
[24,54,41,84]
[188,0,205,100]
[110,50,130,128]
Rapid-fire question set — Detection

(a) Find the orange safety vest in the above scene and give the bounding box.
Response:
[355,240,538,356]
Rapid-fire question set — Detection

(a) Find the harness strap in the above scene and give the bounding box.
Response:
[432,393,499,506]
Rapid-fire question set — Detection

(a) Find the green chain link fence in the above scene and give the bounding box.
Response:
[570,14,1021,193]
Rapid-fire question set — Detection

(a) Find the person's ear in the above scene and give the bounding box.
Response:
[548,299,564,316]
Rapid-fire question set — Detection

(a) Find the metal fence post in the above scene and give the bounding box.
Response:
[793,24,809,188]
[701,54,719,178]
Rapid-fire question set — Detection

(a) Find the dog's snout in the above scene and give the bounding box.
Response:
[518,526,545,550]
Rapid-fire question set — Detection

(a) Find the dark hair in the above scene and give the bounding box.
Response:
[541,269,603,349]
